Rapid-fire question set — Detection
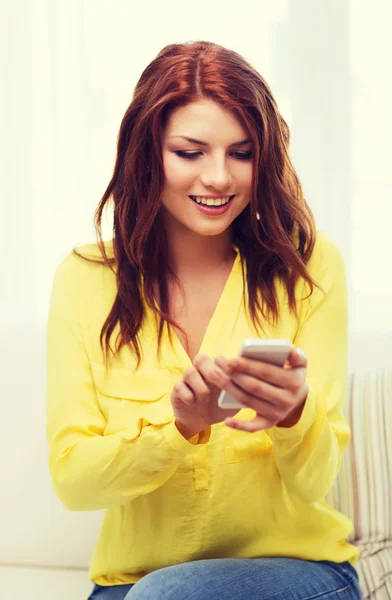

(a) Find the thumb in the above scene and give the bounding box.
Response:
[287,347,307,368]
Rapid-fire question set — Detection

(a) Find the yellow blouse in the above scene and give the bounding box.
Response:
[46,230,360,586]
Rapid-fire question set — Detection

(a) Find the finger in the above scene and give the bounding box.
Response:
[193,353,230,388]
[225,356,292,388]
[287,347,308,368]
[230,372,291,409]
[172,381,195,406]
[223,378,286,422]
[182,365,211,404]
[224,414,273,432]
[214,355,235,376]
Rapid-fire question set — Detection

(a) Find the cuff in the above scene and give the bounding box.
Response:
[267,379,326,442]
[163,418,211,453]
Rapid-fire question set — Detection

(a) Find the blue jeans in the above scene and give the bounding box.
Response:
[88,557,361,599]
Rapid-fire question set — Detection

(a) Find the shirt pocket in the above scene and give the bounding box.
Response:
[223,408,273,463]
[90,361,174,437]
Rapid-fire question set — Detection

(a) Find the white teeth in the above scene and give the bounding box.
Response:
[191,196,232,206]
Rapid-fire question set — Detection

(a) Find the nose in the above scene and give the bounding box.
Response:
[200,156,232,191]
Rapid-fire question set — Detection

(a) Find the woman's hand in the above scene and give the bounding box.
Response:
[215,348,309,433]
[170,353,241,439]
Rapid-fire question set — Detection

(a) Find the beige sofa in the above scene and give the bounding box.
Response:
[1,327,390,599]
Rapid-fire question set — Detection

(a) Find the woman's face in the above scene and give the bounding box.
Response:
[160,98,253,238]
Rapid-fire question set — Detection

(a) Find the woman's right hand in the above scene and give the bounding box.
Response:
[170,353,241,439]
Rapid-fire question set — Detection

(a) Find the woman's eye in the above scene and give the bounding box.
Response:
[174,151,252,160]
[174,151,201,160]
[233,152,253,160]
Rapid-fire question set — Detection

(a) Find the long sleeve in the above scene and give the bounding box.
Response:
[46,254,210,512]
[265,232,350,503]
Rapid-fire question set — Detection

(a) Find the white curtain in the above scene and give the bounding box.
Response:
[1,0,390,330]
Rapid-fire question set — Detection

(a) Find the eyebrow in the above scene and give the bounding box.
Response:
[169,135,252,147]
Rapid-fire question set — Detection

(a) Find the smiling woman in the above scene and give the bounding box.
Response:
[45,40,361,600]
[160,99,253,234]
[71,40,319,370]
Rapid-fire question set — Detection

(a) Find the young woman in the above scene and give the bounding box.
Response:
[46,41,362,599]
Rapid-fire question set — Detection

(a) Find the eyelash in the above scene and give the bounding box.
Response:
[174,151,253,161]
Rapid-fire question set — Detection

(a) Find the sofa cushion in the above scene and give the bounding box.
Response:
[326,367,392,598]
[0,565,92,600]
[0,324,103,569]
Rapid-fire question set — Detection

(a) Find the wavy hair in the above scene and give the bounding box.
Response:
[73,40,319,369]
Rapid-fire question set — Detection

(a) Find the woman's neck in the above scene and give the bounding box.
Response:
[166,229,236,280]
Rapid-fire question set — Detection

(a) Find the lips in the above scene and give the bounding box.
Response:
[189,194,235,216]
[189,195,235,202]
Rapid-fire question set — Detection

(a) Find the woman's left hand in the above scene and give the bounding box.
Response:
[215,348,309,432]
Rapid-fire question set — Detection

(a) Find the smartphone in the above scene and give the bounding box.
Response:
[217,338,293,410]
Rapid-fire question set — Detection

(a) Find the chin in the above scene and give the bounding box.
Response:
[188,222,232,237]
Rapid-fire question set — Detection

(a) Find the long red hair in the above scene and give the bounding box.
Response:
[73,41,319,369]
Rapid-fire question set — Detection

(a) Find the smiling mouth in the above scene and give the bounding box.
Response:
[189,195,235,207]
